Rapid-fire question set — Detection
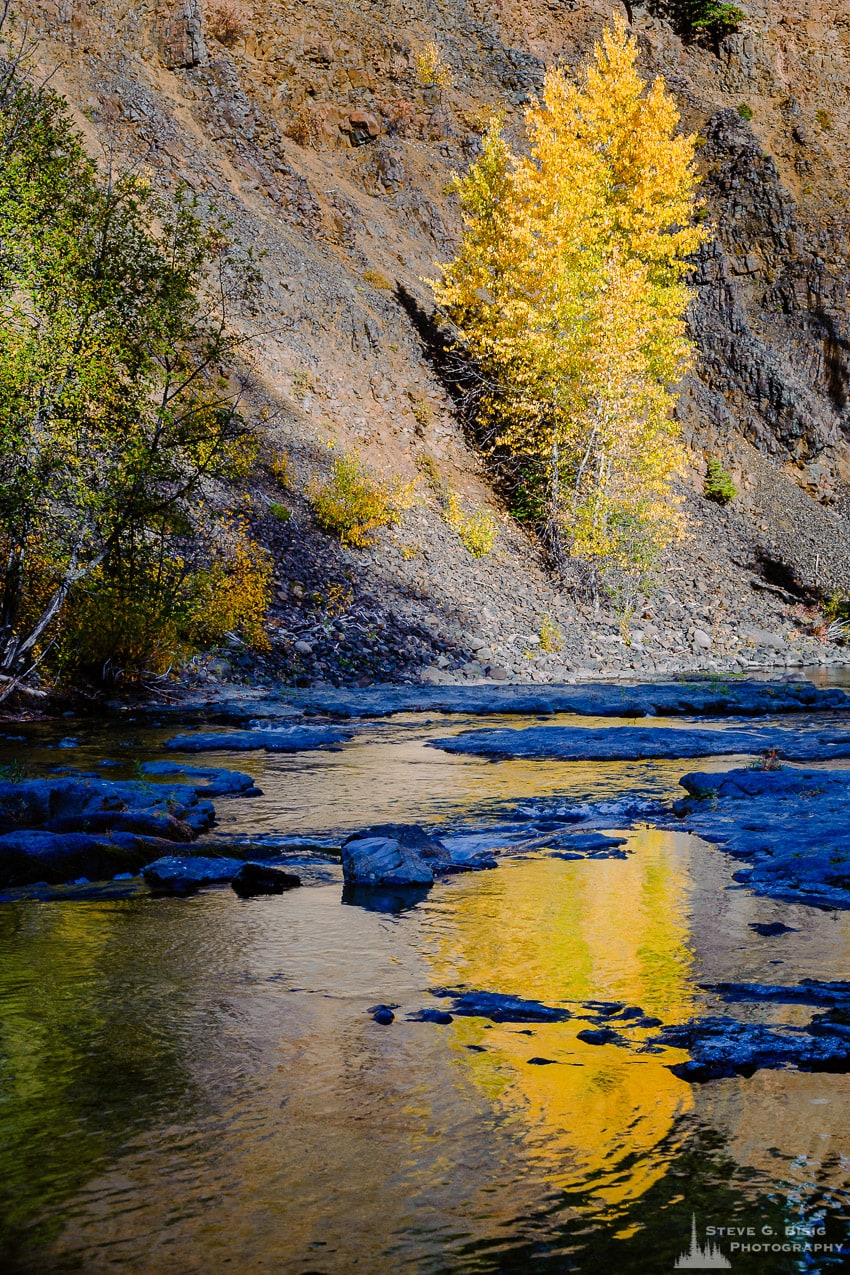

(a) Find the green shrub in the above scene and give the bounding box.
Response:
[309,452,414,548]
[704,458,737,504]
[269,502,291,521]
[816,108,833,131]
[737,102,753,121]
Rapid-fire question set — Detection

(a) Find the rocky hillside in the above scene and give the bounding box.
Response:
[18,0,850,685]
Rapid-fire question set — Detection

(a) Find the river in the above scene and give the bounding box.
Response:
[1,705,850,1272]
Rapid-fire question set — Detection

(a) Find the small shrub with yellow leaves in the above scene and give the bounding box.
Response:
[362,268,394,291]
[443,491,497,558]
[415,450,443,492]
[269,449,293,489]
[189,522,273,652]
[416,41,454,90]
[309,452,414,547]
[411,398,433,429]
[539,614,564,653]
[285,105,322,149]
[57,520,272,679]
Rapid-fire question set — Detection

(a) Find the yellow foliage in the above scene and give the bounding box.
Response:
[538,614,564,653]
[432,16,707,578]
[362,268,394,290]
[309,451,415,548]
[58,521,272,677]
[444,491,498,557]
[190,522,273,651]
[416,41,454,90]
[269,449,293,489]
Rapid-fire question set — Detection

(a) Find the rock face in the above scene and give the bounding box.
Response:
[691,109,849,478]
[161,0,207,69]
[20,0,850,676]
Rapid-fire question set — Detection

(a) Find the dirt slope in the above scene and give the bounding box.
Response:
[17,0,850,684]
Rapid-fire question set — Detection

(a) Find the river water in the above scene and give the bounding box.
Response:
[2,709,850,1272]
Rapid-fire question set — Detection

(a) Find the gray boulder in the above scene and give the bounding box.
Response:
[341,832,435,887]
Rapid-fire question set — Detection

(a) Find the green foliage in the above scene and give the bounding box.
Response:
[0,43,268,687]
[703,459,737,504]
[816,109,833,131]
[649,0,745,43]
[269,502,292,522]
[443,492,498,557]
[737,102,753,121]
[309,451,414,548]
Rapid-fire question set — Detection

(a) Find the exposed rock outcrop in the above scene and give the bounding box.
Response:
[161,0,207,69]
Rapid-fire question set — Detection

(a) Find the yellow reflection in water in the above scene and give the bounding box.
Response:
[427,830,697,1208]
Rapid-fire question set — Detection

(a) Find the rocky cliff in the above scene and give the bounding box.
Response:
[15,0,850,683]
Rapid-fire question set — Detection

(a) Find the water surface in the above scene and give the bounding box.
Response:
[2,714,850,1272]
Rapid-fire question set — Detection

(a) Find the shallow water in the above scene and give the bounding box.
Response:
[3,713,850,1272]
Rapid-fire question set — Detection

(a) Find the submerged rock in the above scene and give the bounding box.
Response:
[431,724,850,763]
[709,979,850,1007]
[166,726,351,753]
[230,863,302,897]
[431,988,573,1024]
[654,1015,850,1082]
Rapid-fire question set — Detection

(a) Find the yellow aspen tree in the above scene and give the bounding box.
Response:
[433,14,708,596]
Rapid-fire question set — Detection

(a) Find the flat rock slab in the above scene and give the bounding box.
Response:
[431,724,850,763]
[143,855,249,893]
[285,680,849,719]
[676,768,850,908]
[653,1015,850,1082]
[430,988,573,1023]
[709,979,850,1007]
[139,761,262,797]
[166,726,351,753]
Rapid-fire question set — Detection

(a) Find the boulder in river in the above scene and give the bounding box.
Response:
[340,823,497,887]
[142,855,247,894]
[231,863,302,896]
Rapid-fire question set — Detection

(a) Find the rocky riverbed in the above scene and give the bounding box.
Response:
[5,674,850,1090]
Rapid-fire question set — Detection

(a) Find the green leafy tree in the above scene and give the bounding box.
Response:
[0,31,267,694]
